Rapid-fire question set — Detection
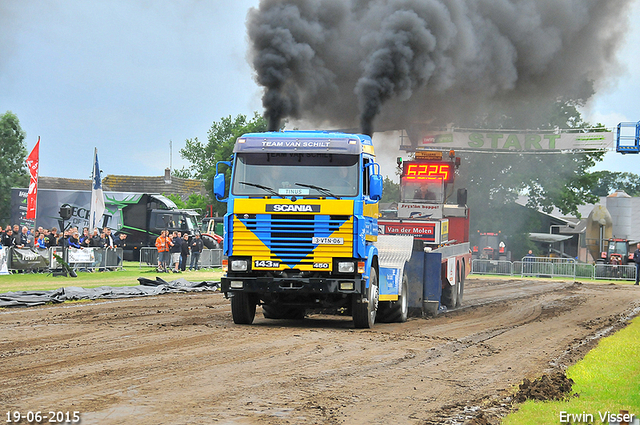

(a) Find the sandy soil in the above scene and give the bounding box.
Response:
[1,277,639,425]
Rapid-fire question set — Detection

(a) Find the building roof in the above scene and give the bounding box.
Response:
[102,174,205,198]
[37,171,206,201]
[38,176,105,191]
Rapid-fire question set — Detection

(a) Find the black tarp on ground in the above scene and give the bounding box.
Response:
[0,277,219,308]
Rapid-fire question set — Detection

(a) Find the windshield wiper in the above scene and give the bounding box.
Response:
[295,183,340,199]
[239,181,282,198]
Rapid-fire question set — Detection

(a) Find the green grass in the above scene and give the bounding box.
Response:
[502,316,640,424]
[0,261,223,293]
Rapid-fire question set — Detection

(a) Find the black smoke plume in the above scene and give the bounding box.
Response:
[248,0,632,134]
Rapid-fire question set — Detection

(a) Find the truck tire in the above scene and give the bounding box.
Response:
[441,264,458,310]
[202,235,220,250]
[455,262,465,308]
[353,268,379,329]
[377,272,408,323]
[262,304,305,320]
[230,292,256,325]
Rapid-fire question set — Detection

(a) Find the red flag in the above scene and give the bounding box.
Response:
[25,137,40,220]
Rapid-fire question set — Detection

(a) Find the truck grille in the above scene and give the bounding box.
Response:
[234,214,352,268]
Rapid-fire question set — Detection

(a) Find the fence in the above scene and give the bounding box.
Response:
[0,246,124,273]
[139,247,223,269]
[471,256,637,281]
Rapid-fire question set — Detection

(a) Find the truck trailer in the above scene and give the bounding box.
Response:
[216,131,471,328]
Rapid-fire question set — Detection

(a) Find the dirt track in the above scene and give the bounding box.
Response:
[1,277,639,425]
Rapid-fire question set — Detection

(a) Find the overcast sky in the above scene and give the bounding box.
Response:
[2,0,639,182]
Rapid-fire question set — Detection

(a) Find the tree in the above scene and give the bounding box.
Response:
[0,111,29,223]
[381,176,399,203]
[176,113,269,215]
[164,193,211,216]
[588,171,640,197]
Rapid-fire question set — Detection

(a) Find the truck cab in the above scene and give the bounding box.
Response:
[215,131,383,327]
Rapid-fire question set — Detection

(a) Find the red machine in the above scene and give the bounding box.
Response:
[472,231,508,261]
[378,151,471,311]
[599,238,631,265]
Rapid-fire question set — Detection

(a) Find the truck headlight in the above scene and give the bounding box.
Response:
[338,261,355,273]
[231,259,248,271]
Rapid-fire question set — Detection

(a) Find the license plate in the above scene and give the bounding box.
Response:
[312,237,344,245]
[254,260,279,268]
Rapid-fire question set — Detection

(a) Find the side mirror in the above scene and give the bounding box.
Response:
[370,174,383,201]
[214,174,226,200]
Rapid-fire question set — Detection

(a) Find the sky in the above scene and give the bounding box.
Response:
[1,0,639,182]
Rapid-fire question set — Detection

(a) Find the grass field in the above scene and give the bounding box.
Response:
[502,315,640,424]
[0,261,223,293]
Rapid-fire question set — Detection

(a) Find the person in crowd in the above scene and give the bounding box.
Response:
[113,233,127,268]
[104,228,115,249]
[114,233,128,249]
[169,231,181,272]
[80,227,91,247]
[634,243,640,286]
[3,228,16,247]
[18,226,34,249]
[45,228,56,248]
[89,228,104,270]
[190,232,204,271]
[36,232,47,249]
[89,228,101,247]
[15,227,26,249]
[524,249,535,276]
[155,230,170,272]
[67,230,82,249]
[180,233,190,272]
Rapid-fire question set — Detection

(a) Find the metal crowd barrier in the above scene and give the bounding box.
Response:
[471,259,513,276]
[471,257,638,282]
[139,247,223,269]
[2,246,124,273]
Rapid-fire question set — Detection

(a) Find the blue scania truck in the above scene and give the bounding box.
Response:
[215,131,470,328]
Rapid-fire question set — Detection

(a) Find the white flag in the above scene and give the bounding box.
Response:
[89,148,105,232]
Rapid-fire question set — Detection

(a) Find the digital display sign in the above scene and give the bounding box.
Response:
[402,161,454,183]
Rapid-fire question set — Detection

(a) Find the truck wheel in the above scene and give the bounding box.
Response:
[455,263,465,308]
[230,292,256,325]
[202,235,220,250]
[441,270,458,310]
[378,272,408,323]
[353,268,379,329]
[262,304,305,320]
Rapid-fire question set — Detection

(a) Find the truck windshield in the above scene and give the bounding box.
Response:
[400,178,444,204]
[232,153,359,197]
[156,213,198,232]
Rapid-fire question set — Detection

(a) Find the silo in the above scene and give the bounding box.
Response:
[606,190,632,239]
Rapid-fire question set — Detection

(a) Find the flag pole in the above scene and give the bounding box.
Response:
[34,136,40,230]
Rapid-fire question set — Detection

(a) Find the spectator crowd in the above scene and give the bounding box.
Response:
[155,230,204,273]
[1,224,127,250]
[1,224,209,273]
[0,224,129,273]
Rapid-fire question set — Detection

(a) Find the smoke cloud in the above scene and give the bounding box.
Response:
[247,0,632,134]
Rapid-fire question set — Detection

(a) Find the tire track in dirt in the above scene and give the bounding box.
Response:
[1,279,639,424]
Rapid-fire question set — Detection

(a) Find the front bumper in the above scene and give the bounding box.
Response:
[221,276,365,295]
